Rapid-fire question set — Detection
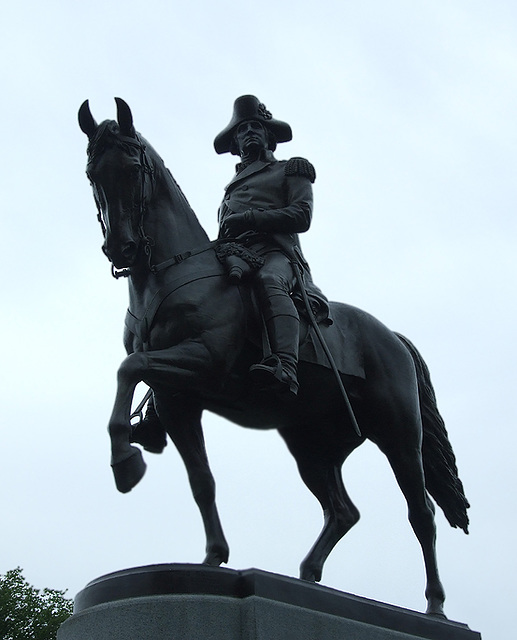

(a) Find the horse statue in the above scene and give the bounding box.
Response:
[78,97,469,617]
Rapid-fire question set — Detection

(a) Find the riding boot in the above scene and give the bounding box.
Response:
[130,396,168,454]
[249,309,300,396]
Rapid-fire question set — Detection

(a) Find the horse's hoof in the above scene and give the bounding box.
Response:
[203,545,229,566]
[299,564,322,583]
[111,447,146,493]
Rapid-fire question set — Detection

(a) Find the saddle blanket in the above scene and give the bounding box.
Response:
[299,302,365,380]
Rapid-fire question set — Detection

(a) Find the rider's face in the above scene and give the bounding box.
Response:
[235,120,268,156]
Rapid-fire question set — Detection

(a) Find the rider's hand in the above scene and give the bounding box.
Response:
[223,210,256,236]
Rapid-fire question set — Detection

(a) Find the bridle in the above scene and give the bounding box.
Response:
[91,126,219,281]
[92,132,156,279]
[81,99,215,281]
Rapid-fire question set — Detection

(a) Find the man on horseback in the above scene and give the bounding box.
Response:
[215,95,327,396]
[133,95,328,451]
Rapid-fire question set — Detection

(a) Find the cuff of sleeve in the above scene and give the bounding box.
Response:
[251,208,267,229]
[244,209,257,228]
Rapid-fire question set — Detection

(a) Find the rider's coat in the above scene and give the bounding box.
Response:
[218,153,314,257]
[217,152,330,324]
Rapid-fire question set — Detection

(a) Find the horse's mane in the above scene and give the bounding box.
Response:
[86,120,136,165]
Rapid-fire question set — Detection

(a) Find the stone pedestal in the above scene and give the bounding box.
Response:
[58,564,481,640]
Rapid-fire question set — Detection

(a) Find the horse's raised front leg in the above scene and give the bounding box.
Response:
[109,352,148,493]
[154,393,229,567]
[109,338,222,494]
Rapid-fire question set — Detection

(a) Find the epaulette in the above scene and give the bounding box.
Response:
[284,157,316,183]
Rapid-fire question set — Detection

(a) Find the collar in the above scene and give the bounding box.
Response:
[235,149,276,174]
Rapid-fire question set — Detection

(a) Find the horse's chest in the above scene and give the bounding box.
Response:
[140,277,240,351]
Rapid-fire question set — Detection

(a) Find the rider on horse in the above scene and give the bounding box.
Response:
[133,95,329,451]
[215,95,328,396]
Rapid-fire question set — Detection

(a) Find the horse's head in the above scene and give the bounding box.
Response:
[79,98,154,273]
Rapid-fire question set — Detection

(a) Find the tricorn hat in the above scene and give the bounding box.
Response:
[214,95,292,155]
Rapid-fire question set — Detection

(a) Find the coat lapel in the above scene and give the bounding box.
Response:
[224,159,272,191]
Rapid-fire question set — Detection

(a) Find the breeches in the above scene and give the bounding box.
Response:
[252,250,298,322]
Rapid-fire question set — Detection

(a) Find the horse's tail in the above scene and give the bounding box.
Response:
[396,333,470,534]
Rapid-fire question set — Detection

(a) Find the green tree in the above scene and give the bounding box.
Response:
[0,568,73,640]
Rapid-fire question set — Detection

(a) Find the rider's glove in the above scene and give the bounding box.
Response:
[223,209,256,236]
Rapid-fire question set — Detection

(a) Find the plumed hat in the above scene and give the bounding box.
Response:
[214,95,292,155]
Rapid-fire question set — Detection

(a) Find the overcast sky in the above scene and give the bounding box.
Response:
[1,1,516,638]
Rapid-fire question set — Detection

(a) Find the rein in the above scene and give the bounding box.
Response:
[149,242,219,274]
[113,243,217,279]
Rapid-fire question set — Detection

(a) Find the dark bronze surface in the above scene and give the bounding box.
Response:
[79,97,469,617]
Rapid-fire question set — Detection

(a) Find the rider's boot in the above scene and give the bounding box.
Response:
[130,396,168,454]
[249,312,300,396]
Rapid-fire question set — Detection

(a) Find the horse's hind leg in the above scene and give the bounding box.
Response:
[382,442,446,616]
[155,394,229,567]
[281,428,360,582]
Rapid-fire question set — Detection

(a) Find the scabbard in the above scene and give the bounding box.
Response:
[291,260,362,437]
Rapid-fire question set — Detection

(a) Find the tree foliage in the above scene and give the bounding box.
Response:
[0,568,73,640]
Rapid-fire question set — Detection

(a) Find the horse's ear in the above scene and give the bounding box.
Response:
[78,100,98,139]
[115,97,135,136]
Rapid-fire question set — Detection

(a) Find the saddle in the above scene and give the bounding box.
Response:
[215,240,331,325]
[215,241,365,380]
[124,240,364,380]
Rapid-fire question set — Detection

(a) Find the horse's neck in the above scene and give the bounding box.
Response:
[147,164,209,262]
[128,160,210,312]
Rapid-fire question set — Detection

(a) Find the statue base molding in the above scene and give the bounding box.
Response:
[58,564,481,640]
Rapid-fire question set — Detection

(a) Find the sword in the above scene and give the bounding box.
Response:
[291,260,362,437]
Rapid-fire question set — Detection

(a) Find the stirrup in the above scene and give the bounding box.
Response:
[130,405,167,454]
[249,355,299,396]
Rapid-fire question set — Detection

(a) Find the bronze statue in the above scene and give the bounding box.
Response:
[78,97,469,617]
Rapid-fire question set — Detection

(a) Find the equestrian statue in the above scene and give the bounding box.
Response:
[78,96,469,617]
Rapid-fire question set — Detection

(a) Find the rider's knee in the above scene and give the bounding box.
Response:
[255,268,289,294]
